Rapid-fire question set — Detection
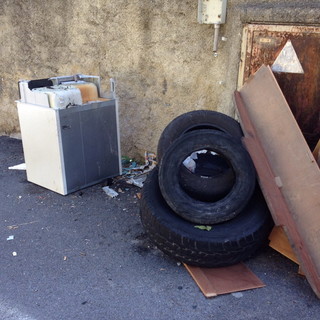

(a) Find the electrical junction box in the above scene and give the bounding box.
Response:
[17,74,121,195]
[198,0,227,24]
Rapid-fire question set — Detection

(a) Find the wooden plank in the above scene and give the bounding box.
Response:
[269,142,320,268]
[184,263,265,298]
[234,65,320,298]
[233,91,288,226]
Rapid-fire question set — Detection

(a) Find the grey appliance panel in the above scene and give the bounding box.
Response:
[59,110,86,191]
[59,101,120,193]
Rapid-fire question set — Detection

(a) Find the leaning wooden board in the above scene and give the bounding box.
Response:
[234,65,320,298]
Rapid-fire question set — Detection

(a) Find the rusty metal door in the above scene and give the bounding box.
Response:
[238,25,320,150]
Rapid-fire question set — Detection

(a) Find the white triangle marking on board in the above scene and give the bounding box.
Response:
[271,40,304,74]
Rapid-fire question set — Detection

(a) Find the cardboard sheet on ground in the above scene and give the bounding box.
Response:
[184,263,265,298]
[269,226,299,265]
[234,65,320,298]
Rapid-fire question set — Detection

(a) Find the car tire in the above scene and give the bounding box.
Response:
[159,130,256,224]
[157,110,243,163]
[140,167,273,268]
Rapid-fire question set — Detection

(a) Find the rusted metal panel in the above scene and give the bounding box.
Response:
[235,65,320,299]
[238,25,320,150]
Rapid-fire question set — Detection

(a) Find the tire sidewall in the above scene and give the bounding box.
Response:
[159,130,256,224]
[157,110,243,162]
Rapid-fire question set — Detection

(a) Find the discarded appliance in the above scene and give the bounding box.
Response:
[17,74,121,195]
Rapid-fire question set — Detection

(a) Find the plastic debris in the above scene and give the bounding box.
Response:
[182,150,219,173]
[121,157,137,175]
[102,186,119,198]
[183,157,196,173]
[126,175,147,188]
[7,225,19,230]
[122,151,157,177]
[231,292,244,298]
[6,235,14,241]
[8,163,26,170]
[121,151,157,188]
[144,151,157,167]
[12,252,17,256]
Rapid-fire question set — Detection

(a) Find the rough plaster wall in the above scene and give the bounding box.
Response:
[0,0,319,158]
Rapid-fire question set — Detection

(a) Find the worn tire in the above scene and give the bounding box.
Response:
[140,167,273,268]
[159,130,256,224]
[157,110,243,163]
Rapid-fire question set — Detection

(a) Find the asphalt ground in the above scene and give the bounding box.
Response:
[0,135,319,320]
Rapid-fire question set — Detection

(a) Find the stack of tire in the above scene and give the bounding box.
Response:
[140,110,274,268]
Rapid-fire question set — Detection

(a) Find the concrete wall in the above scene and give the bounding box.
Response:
[0,0,319,158]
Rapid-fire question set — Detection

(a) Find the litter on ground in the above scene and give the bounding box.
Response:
[102,186,119,198]
[8,163,26,170]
